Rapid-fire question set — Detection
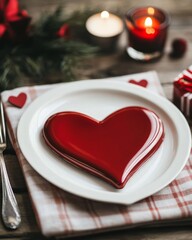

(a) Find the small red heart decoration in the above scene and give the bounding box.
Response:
[43,107,164,188]
[129,79,148,88]
[8,92,27,108]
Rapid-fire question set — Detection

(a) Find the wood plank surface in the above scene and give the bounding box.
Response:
[0,0,192,239]
[20,0,192,18]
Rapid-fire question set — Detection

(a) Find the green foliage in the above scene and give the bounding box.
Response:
[0,7,98,90]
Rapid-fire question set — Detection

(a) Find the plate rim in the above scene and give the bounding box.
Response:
[17,80,191,204]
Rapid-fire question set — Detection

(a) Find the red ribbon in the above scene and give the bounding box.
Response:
[174,78,192,93]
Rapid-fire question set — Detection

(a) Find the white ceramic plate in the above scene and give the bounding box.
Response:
[17,80,191,204]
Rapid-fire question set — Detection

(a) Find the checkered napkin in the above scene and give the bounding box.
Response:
[1,71,192,237]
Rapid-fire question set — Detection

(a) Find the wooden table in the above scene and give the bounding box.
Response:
[1,0,192,239]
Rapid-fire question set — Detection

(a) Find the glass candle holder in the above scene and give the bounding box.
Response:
[125,7,170,61]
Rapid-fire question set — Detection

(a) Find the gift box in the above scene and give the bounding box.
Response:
[173,65,192,121]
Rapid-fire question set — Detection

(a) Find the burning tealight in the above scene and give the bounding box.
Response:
[86,11,123,50]
[125,7,170,61]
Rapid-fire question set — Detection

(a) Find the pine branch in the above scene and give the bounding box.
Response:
[0,7,99,90]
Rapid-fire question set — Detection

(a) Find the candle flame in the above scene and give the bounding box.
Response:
[144,17,153,27]
[147,7,155,15]
[145,17,155,34]
[101,11,109,19]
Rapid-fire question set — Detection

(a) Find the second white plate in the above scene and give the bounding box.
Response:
[17,80,191,204]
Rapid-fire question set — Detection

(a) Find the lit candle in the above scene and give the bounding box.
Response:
[144,17,155,34]
[86,11,123,50]
[125,7,170,61]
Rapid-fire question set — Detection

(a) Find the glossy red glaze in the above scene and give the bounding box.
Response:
[43,107,164,188]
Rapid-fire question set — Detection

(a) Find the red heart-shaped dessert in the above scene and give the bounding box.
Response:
[43,107,164,188]
[129,79,148,88]
[8,92,27,108]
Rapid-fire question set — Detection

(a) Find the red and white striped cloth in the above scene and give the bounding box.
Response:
[1,71,192,237]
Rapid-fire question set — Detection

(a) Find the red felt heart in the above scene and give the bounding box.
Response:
[8,92,27,108]
[129,79,148,88]
[43,107,164,188]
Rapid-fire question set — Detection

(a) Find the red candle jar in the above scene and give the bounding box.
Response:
[125,7,170,61]
[173,65,192,122]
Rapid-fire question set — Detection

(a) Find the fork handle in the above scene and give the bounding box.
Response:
[0,154,21,229]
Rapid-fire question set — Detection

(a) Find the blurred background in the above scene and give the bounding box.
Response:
[1,0,191,94]
[20,0,192,19]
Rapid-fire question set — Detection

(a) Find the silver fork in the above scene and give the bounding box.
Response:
[0,102,21,229]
